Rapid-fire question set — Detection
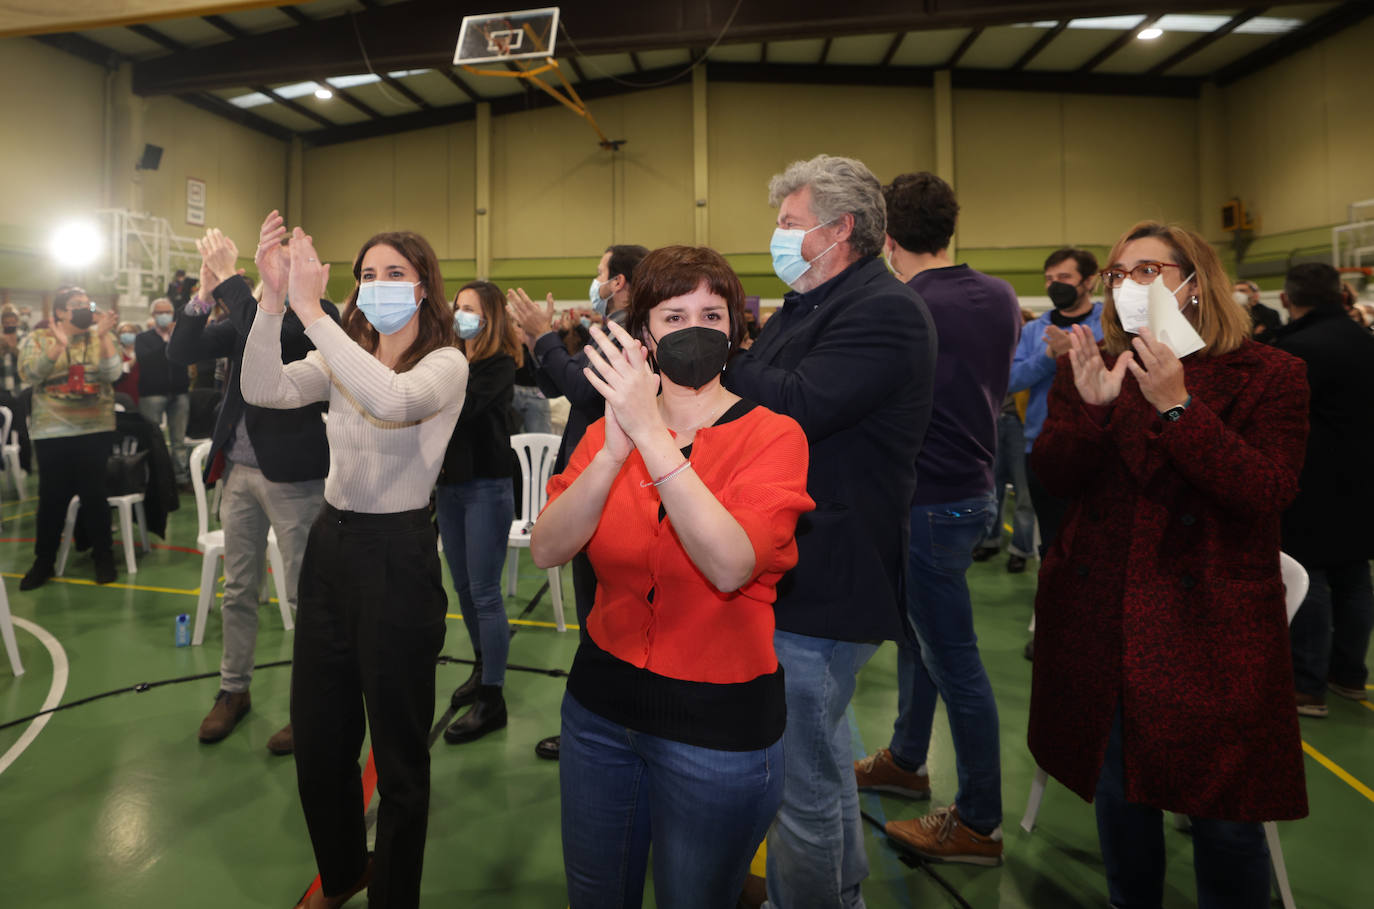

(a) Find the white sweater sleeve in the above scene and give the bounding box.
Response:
[240,308,331,408]
[303,316,467,423]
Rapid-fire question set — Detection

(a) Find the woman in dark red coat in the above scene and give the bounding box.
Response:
[1028,221,1309,909]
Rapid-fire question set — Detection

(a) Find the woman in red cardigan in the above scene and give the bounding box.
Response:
[1029,221,1309,909]
[532,245,812,908]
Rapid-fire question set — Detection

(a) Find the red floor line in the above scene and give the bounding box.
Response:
[298,749,378,904]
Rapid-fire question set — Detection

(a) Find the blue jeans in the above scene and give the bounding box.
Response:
[1095,706,1270,909]
[139,392,190,483]
[511,384,551,434]
[560,692,782,909]
[436,478,514,687]
[979,412,1035,557]
[891,496,1002,834]
[766,631,878,909]
[1290,559,1373,695]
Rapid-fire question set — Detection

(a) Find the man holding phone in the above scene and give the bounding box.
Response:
[17,286,123,588]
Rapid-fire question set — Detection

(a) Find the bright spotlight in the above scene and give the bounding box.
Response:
[1137,27,1163,40]
[315,86,333,100]
[49,221,102,269]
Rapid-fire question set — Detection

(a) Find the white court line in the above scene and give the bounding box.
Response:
[0,617,69,776]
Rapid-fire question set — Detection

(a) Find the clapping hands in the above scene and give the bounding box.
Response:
[252,211,327,327]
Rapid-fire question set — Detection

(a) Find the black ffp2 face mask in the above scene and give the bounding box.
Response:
[1047,281,1082,310]
[649,326,730,390]
[68,307,94,330]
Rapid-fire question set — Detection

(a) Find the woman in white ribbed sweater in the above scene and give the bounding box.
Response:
[241,212,467,909]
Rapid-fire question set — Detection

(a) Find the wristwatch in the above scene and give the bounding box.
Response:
[1159,395,1192,422]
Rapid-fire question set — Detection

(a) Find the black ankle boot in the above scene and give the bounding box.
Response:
[93,552,117,585]
[19,560,55,591]
[443,685,507,744]
[449,659,483,710]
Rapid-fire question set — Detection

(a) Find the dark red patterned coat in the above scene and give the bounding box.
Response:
[1028,339,1309,822]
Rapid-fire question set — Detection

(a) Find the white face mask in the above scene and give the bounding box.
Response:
[1232,290,1251,306]
[1115,273,1195,335]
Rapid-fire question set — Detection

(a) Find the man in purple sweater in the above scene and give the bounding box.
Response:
[854,172,1022,865]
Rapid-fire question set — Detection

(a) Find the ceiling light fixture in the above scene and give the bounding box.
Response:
[1137,27,1163,40]
[314,87,333,100]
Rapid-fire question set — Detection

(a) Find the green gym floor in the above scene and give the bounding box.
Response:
[0,490,1370,909]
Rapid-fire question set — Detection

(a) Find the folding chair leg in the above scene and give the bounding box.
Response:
[0,583,23,676]
[547,565,566,632]
[54,497,80,577]
[505,547,519,597]
[267,541,294,632]
[135,500,150,552]
[1021,765,1050,833]
[192,553,222,646]
[1265,822,1297,909]
[117,501,138,575]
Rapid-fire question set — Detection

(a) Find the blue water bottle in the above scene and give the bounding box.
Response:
[175,613,190,647]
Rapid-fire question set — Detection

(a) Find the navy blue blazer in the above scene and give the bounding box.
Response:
[167,276,337,484]
[725,256,936,642]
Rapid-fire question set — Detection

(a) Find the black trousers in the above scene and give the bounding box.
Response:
[33,432,115,565]
[291,503,447,909]
[1025,452,1070,559]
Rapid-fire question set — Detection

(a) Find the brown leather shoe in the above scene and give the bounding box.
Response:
[198,690,251,743]
[854,748,930,799]
[294,856,373,909]
[886,805,1003,866]
[266,722,294,756]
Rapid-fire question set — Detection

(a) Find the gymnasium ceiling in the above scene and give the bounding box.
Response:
[16,0,1374,147]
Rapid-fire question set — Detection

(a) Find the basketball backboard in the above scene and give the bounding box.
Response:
[454,7,560,65]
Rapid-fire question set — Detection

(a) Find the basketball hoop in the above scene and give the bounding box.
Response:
[454,8,624,150]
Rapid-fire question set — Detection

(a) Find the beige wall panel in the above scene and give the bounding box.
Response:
[492,102,613,259]
[1223,17,1374,235]
[141,95,286,254]
[0,39,106,234]
[707,82,934,254]
[953,90,1065,249]
[446,121,477,260]
[616,86,694,249]
[1061,95,1199,242]
[1316,18,1374,224]
[392,127,452,254]
[304,135,397,263]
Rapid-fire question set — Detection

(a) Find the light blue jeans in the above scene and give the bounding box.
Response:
[138,392,189,483]
[511,384,551,435]
[436,478,514,687]
[765,630,878,909]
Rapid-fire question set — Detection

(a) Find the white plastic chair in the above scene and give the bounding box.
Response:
[505,432,566,631]
[187,441,292,646]
[55,436,151,576]
[0,574,22,676]
[0,404,18,503]
[1019,552,1306,909]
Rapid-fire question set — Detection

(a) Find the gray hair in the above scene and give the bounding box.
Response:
[768,154,887,257]
[149,297,174,313]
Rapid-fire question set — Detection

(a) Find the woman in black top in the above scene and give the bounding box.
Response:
[439,280,520,743]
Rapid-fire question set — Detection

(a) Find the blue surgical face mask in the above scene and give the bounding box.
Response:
[770,219,837,288]
[589,277,609,316]
[579,316,592,330]
[154,312,173,328]
[356,280,421,335]
[454,309,483,340]
[118,332,137,346]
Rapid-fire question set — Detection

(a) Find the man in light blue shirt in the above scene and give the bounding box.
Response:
[1008,248,1102,659]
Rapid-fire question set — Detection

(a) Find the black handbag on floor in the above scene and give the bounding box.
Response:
[105,437,149,497]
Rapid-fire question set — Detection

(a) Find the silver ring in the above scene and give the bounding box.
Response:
[306,257,317,262]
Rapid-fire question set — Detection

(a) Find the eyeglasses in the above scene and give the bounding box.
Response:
[1099,262,1184,287]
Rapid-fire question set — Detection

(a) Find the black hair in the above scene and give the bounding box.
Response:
[883,172,959,255]
[1284,262,1342,312]
[1044,247,1099,282]
[606,245,650,285]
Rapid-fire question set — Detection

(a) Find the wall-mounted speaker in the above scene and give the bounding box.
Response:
[136,143,163,171]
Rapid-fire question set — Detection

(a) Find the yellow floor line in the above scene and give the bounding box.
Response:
[8,511,33,520]
[1359,700,1374,715]
[445,612,578,631]
[1302,740,1374,804]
